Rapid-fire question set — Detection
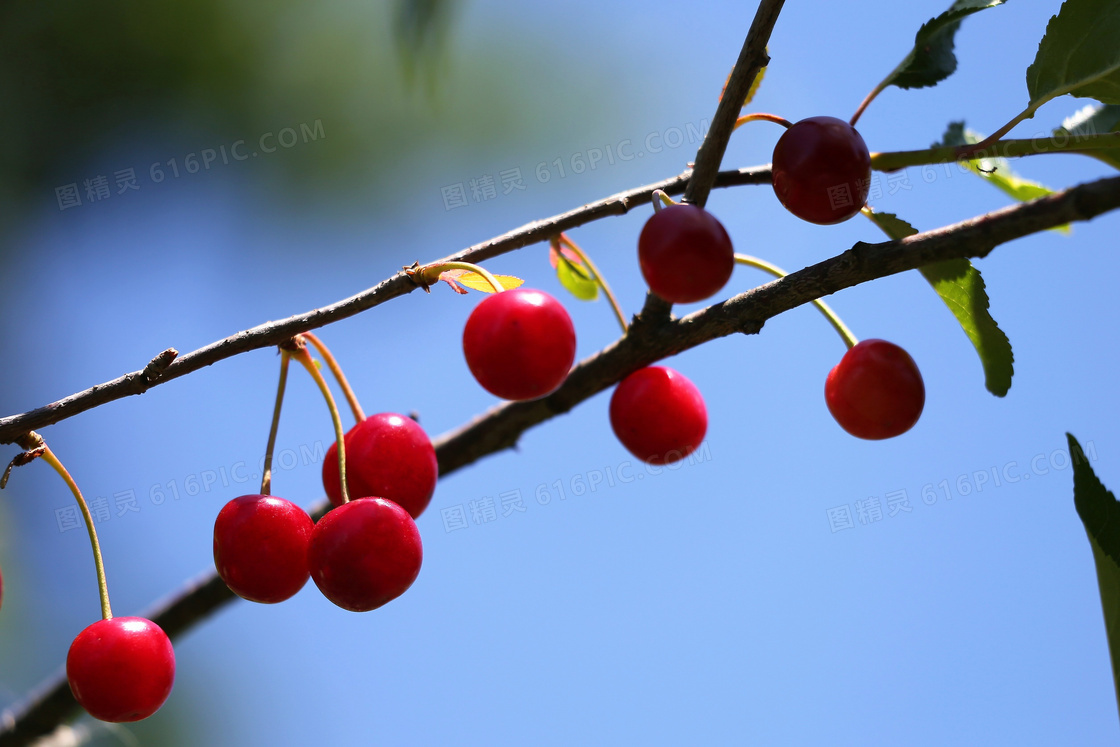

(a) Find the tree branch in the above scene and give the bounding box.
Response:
[4,173,1118,747]
[682,0,784,207]
[870,132,1120,173]
[0,166,771,446]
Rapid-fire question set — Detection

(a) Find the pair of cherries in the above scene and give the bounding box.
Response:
[213,413,433,612]
[460,282,710,465]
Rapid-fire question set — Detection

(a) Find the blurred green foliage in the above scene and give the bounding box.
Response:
[0,0,604,230]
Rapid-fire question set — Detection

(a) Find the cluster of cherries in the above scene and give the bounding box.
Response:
[0,112,926,729]
[214,412,434,612]
[455,113,925,464]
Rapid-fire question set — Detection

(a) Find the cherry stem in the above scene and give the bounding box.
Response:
[417,261,506,294]
[849,80,888,127]
[732,113,793,131]
[301,332,365,424]
[734,254,859,350]
[30,435,113,620]
[556,234,628,334]
[651,189,677,213]
[260,352,291,496]
[290,339,350,504]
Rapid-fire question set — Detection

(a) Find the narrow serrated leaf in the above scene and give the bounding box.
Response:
[862,209,919,241]
[1027,0,1120,109]
[939,122,1071,232]
[863,209,1015,396]
[1055,103,1120,170]
[882,0,1007,91]
[1060,102,1120,135]
[439,269,523,294]
[555,254,599,301]
[1068,433,1120,716]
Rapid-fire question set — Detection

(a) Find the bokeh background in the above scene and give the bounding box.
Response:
[2,1,1119,744]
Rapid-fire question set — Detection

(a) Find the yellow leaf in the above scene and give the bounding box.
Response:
[719,48,767,108]
[743,63,766,108]
[447,271,524,294]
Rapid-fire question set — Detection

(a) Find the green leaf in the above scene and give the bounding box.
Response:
[1026,0,1120,108]
[862,209,919,241]
[1067,433,1120,716]
[938,122,1070,232]
[1055,102,1120,170]
[555,254,599,301]
[883,0,1008,90]
[918,258,1015,396]
[1060,102,1120,136]
[863,209,1015,396]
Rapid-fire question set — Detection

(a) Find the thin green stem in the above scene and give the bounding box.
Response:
[302,332,365,424]
[557,234,628,334]
[733,112,793,131]
[870,131,1120,172]
[290,340,350,504]
[961,105,1037,158]
[734,254,858,350]
[260,352,291,496]
[416,261,505,294]
[39,444,113,620]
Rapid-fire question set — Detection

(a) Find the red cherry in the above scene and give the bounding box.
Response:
[322,413,439,517]
[771,116,871,225]
[67,617,176,722]
[609,366,708,465]
[638,204,734,304]
[825,339,925,440]
[462,288,577,401]
[213,494,313,604]
[308,497,423,613]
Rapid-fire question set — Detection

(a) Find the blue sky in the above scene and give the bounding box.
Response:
[2,1,1119,744]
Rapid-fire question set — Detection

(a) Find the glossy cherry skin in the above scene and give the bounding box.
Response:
[771,116,871,225]
[308,497,423,613]
[67,617,176,722]
[462,288,577,401]
[825,339,925,440]
[213,494,314,604]
[638,204,735,304]
[609,366,708,465]
[322,413,439,517]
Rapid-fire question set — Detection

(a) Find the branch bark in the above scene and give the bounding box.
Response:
[4,173,1119,747]
[682,0,783,207]
[0,166,771,446]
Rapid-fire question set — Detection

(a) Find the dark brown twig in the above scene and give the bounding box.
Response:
[682,0,784,208]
